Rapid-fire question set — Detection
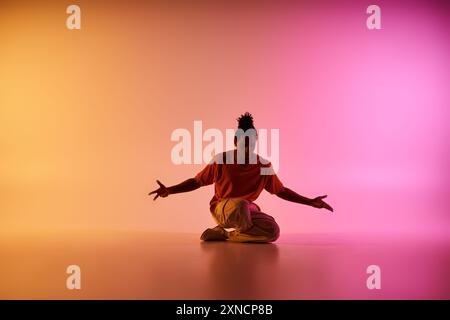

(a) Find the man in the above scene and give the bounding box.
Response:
[149,112,333,243]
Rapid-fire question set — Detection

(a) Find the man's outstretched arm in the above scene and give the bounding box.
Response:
[148,178,200,201]
[276,187,333,212]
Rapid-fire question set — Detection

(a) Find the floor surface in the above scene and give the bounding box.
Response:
[0,231,449,299]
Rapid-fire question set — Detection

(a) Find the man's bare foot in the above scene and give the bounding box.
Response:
[200,226,228,241]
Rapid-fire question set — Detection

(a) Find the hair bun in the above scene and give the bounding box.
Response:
[237,112,255,131]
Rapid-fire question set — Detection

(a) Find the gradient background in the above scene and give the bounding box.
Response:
[1,0,449,240]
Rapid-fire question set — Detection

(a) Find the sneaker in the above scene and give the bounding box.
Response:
[200,226,228,241]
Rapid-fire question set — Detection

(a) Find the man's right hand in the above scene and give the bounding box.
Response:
[148,180,169,201]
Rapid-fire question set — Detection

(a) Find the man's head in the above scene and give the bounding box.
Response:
[234,112,257,156]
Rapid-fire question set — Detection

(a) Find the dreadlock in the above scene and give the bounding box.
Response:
[236,112,256,132]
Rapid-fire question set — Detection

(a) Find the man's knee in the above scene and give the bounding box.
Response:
[234,198,250,211]
[233,199,253,231]
[218,198,252,230]
[255,213,280,242]
[267,221,280,242]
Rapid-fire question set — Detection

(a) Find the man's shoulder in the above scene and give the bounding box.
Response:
[257,154,272,168]
[209,151,272,167]
[208,151,225,164]
[210,150,234,164]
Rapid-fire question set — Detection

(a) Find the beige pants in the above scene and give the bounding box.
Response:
[213,198,280,243]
